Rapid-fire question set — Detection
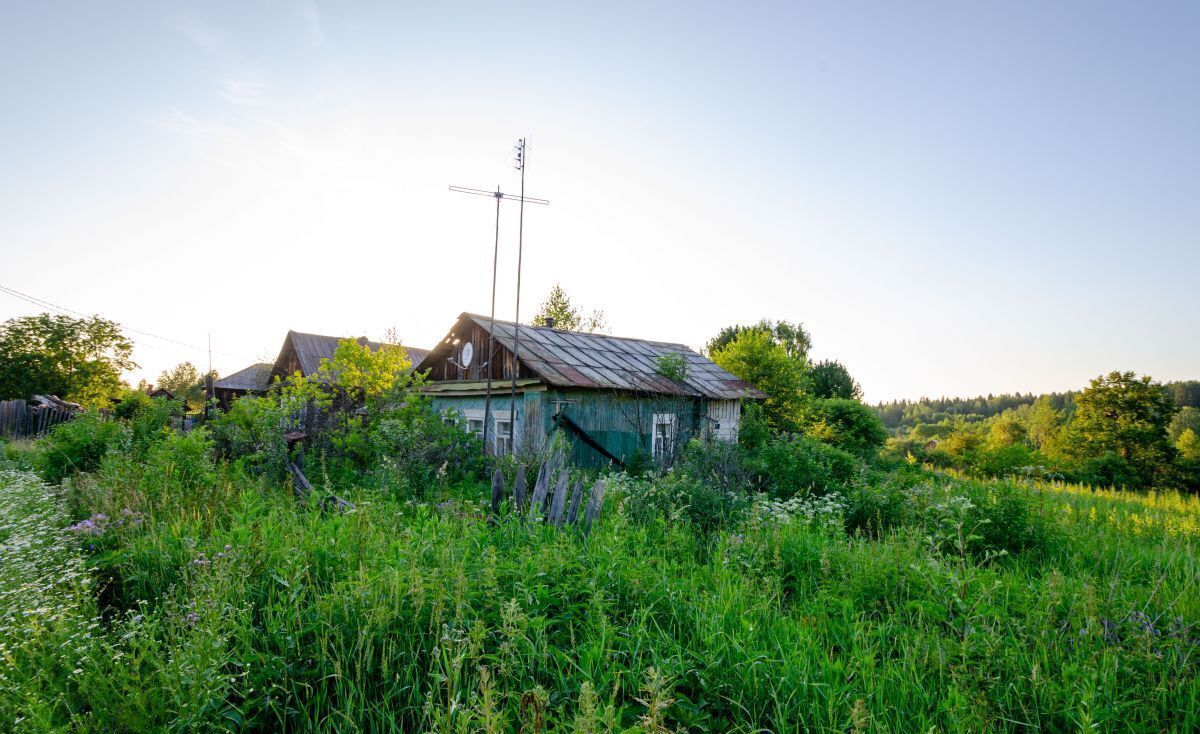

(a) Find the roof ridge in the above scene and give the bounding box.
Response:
[462,312,694,351]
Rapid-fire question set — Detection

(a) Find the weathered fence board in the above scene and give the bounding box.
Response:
[494,452,607,533]
[0,400,74,439]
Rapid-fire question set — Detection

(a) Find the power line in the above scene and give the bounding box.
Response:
[0,282,258,365]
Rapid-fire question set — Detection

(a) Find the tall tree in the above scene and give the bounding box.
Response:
[710,330,805,432]
[530,283,608,333]
[1067,371,1177,488]
[1168,406,1200,443]
[0,313,135,407]
[809,360,862,400]
[1026,395,1063,453]
[156,362,216,411]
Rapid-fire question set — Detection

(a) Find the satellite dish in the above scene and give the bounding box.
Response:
[461,342,474,368]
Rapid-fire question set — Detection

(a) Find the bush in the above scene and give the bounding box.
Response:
[1076,451,1139,489]
[36,414,127,484]
[806,398,888,458]
[744,433,863,498]
[613,469,746,535]
[675,438,750,494]
[371,400,485,497]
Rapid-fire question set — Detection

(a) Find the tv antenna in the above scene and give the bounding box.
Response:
[449,162,549,456]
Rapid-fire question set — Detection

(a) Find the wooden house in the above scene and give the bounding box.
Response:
[213,363,273,410]
[213,332,432,410]
[418,313,764,467]
[269,330,431,384]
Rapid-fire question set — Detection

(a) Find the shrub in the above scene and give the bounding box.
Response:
[805,398,888,458]
[675,438,750,494]
[371,400,485,497]
[613,470,746,534]
[36,413,127,484]
[744,433,863,498]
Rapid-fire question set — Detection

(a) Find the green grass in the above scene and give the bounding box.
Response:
[1,450,1198,732]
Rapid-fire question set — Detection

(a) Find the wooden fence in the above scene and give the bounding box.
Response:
[0,399,75,439]
[490,452,606,532]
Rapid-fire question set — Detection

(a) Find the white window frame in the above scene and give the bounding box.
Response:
[652,413,676,461]
[454,409,487,441]
[494,415,513,456]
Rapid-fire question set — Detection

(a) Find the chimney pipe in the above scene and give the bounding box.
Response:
[544,317,556,329]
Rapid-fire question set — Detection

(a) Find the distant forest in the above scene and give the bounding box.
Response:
[876,380,1200,432]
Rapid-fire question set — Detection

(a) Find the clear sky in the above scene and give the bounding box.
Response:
[1,1,1197,403]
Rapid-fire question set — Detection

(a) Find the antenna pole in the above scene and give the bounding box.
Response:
[449,161,549,459]
[483,186,502,457]
[206,333,213,420]
[509,138,526,453]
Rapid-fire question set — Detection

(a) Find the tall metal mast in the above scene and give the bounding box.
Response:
[509,139,527,452]
[448,179,548,457]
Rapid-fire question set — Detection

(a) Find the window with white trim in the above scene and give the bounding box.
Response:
[652,413,676,461]
[494,417,513,456]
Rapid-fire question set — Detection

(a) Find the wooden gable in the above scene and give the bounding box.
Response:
[420,315,540,384]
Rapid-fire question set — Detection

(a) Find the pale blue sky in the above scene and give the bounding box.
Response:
[1,1,1197,402]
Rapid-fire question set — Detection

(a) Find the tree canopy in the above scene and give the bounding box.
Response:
[1066,371,1177,488]
[0,313,135,407]
[809,360,862,401]
[710,329,805,432]
[156,362,217,411]
[705,319,811,364]
[530,283,608,333]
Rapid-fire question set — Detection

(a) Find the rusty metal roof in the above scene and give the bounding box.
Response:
[459,313,764,400]
[214,363,273,392]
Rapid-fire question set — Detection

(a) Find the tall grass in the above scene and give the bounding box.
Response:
[1,450,1197,732]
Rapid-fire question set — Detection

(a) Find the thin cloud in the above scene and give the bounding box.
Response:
[297,1,326,48]
[173,15,228,58]
[218,77,270,107]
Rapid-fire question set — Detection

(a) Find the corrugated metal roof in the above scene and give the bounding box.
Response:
[284,331,431,376]
[214,363,273,392]
[461,313,764,400]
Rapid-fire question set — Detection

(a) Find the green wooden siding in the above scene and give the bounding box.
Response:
[430,388,707,468]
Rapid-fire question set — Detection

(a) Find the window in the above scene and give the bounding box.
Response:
[652,413,676,461]
[494,417,513,456]
[466,417,485,438]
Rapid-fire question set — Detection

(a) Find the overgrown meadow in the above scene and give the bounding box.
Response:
[2,404,1198,733]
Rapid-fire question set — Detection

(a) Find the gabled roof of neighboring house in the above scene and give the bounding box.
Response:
[274,330,431,378]
[424,313,765,401]
[214,363,274,392]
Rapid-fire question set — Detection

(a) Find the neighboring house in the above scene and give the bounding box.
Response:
[213,363,273,410]
[270,330,431,383]
[213,331,431,410]
[419,312,764,467]
[146,386,175,400]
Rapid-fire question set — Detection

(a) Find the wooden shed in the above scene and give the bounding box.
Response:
[419,313,763,467]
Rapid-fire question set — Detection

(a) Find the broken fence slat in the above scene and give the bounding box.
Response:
[490,468,505,519]
[566,477,585,525]
[513,465,527,513]
[582,480,606,533]
[287,459,355,512]
[529,465,550,520]
[548,470,569,526]
[287,460,314,497]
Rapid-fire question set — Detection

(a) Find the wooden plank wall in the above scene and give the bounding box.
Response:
[0,400,75,439]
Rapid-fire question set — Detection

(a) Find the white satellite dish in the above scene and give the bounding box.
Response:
[460,341,474,368]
